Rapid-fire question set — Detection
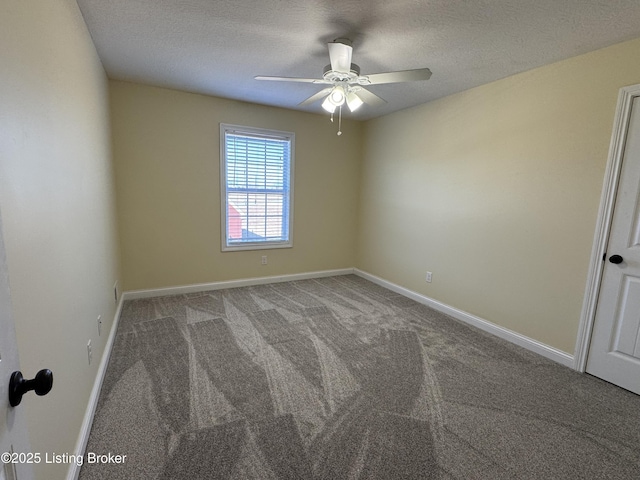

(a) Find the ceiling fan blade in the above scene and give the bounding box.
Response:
[299,87,333,106]
[354,88,387,107]
[328,41,353,73]
[360,68,432,85]
[255,75,329,84]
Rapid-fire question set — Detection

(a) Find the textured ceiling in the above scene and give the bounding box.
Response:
[77,0,640,120]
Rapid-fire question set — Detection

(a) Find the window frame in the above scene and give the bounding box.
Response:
[220,123,295,252]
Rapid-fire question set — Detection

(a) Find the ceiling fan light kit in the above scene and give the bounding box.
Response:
[346,90,364,111]
[255,38,432,135]
[321,96,336,113]
[329,85,346,105]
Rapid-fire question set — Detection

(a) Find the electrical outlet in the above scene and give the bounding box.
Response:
[97,315,102,336]
[261,255,267,265]
[426,271,433,283]
[87,340,92,365]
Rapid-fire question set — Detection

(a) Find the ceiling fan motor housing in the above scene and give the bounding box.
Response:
[323,63,361,83]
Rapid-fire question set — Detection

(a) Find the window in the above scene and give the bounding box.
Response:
[220,124,294,251]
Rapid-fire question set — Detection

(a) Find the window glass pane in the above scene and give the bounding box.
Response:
[222,125,293,250]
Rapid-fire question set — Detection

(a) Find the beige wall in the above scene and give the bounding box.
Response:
[357,37,640,354]
[110,81,361,291]
[0,1,120,478]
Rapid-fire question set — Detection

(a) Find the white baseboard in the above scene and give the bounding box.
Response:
[354,269,575,368]
[66,294,125,480]
[122,268,355,300]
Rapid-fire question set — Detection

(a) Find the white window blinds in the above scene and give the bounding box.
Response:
[220,124,294,250]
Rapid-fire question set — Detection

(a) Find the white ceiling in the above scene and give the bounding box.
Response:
[77,0,640,120]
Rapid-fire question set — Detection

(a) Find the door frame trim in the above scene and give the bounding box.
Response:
[575,84,640,371]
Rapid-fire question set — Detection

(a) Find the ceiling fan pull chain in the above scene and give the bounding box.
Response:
[337,105,342,136]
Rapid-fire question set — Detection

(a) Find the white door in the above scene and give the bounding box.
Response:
[0,211,33,479]
[586,95,640,395]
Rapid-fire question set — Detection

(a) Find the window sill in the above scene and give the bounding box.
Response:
[221,241,293,252]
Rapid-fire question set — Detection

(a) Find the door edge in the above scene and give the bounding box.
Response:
[575,83,640,372]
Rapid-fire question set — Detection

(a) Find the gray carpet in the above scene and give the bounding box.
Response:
[79,274,640,479]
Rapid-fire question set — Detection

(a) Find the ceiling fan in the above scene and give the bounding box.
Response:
[255,38,432,133]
